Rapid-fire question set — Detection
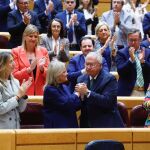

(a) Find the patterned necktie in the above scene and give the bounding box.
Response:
[68,13,73,43]
[90,78,95,90]
[135,51,144,87]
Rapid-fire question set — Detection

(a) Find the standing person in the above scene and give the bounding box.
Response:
[12,25,49,95]
[67,36,109,93]
[0,0,16,31]
[7,0,41,48]
[116,29,150,96]
[101,0,134,49]
[0,52,32,129]
[40,18,69,62]
[75,52,124,128]
[43,60,81,128]
[78,0,98,35]
[33,0,63,33]
[55,0,86,51]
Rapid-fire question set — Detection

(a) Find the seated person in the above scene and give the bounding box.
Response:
[67,36,109,93]
[0,52,32,129]
[40,18,69,62]
[43,60,81,128]
[12,25,50,95]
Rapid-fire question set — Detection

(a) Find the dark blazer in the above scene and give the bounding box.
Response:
[43,84,81,128]
[55,10,86,44]
[67,54,109,93]
[143,12,150,39]
[33,0,62,33]
[141,39,150,49]
[0,0,11,31]
[7,9,41,48]
[78,70,124,128]
[116,46,150,96]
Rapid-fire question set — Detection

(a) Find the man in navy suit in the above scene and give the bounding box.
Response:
[55,0,86,50]
[143,12,150,40]
[67,36,109,93]
[116,29,150,96]
[7,0,41,48]
[34,0,63,33]
[0,0,15,31]
[75,52,124,128]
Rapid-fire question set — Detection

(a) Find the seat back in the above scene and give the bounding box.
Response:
[117,101,129,127]
[85,140,125,150]
[20,102,44,128]
[0,35,9,49]
[130,105,148,127]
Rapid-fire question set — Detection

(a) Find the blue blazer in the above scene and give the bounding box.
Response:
[0,0,11,31]
[43,84,81,128]
[141,40,150,49]
[116,47,150,96]
[67,54,109,93]
[143,12,150,39]
[33,0,62,33]
[78,70,124,128]
[7,9,41,48]
[55,10,86,44]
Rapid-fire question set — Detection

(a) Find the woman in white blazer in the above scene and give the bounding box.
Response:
[0,52,32,129]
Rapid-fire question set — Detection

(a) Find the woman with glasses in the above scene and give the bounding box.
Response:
[0,52,32,129]
[40,18,69,62]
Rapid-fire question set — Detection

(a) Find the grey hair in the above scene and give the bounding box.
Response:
[45,60,66,87]
[22,24,39,49]
[85,52,103,64]
[95,21,111,37]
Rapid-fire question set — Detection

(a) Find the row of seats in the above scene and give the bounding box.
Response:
[20,101,147,128]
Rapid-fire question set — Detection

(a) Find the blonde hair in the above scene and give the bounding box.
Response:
[22,24,39,49]
[0,52,12,80]
[45,60,66,87]
[95,22,111,37]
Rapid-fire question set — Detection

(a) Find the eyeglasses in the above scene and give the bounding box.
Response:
[18,1,29,5]
[85,63,98,68]
[66,1,75,4]
[128,39,140,43]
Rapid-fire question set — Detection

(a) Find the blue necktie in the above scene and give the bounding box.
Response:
[135,51,144,87]
[68,13,73,43]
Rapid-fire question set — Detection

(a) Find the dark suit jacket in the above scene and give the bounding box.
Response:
[7,9,41,48]
[116,47,150,96]
[43,84,81,128]
[141,39,150,49]
[67,54,109,93]
[0,0,11,31]
[55,10,86,44]
[78,70,124,128]
[143,12,150,39]
[33,0,62,33]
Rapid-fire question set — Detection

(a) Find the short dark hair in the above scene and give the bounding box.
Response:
[47,18,65,38]
[127,28,142,39]
[79,36,95,47]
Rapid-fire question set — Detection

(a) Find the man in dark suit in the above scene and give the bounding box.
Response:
[75,52,124,128]
[33,0,63,33]
[67,36,109,93]
[143,12,150,40]
[7,0,41,48]
[0,0,15,31]
[116,29,150,96]
[55,0,86,50]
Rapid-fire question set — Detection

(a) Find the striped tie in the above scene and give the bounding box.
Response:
[135,51,144,87]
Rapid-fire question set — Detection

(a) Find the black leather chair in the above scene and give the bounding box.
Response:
[130,105,148,127]
[20,102,44,128]
[85,140,125,150]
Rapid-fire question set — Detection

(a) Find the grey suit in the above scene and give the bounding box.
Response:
[40,34,69,62]
[101,10,133,47]
[0,76,27,129]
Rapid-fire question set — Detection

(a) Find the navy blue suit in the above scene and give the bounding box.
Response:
[55,10,86,44]
[78,70,124,128]
[141,40,150,49]
[0,0,12,31]
[33,0,62,33]
[67,54,109,93]
[43,84,81,128]
[7,9,41,48]
[143,12,150,39]
[116,47,150,96]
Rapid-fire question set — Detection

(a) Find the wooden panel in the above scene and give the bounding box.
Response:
[16,129,76,145]
[0,130,15,150]
[17,144,75,150]
[133,143,150,150]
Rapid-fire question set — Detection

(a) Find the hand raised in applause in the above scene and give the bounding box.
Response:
[23,12,31,25]
[39,57,47,72]
[46,0,54,14]
[75,83,88,96]
[17,77,32,99]
[27,58,37,73]
[139,47,145,63]
[129,47,136,62]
